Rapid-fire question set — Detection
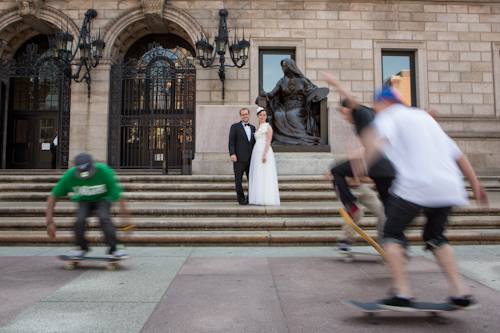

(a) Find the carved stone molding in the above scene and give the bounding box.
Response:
[16,0,54,34]
[103,5,202,60]
[17,0,42,18]
[142,0,168,33]
[142,0,165,17]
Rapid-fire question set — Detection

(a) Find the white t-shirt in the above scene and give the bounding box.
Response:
[372,104,469,207]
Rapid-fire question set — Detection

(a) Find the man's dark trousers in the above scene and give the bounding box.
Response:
[74,199,121,252]
[332,157,395,209]
[234,161,250,203]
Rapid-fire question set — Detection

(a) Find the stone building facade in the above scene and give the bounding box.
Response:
[1,0,499,174]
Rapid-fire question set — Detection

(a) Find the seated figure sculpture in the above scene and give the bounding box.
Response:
[258,59,328,146]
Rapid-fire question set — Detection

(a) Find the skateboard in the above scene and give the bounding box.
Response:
[342,299,459,325]
[57,255,130,271]
[338,208,389,267]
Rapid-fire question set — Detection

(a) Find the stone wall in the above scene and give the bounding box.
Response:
[1,0,500,172]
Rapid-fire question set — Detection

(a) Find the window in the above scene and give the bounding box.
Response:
[382,51,416,107]
[39,118,54,143]
[259,49,295,93]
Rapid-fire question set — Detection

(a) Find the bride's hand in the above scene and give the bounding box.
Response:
[262,155,267,163]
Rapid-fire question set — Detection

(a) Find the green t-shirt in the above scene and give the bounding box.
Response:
[51,163,123,202]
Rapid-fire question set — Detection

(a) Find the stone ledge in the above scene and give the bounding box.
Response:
[1,229,499,246]
[1,216,498,231]
[0,203,498,217]
[192,152,335,175]
[0,191,337,202]
[272,145,331,153]
[0,183,336,192]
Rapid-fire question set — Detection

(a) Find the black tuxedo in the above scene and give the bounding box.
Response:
[229,121,256,203]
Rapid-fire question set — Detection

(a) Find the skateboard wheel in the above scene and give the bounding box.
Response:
[438,317,450,325]
[431,313,450,325]
[343,257,354,263]
[368,314,380,325]
[65,264,75,270]
[105,265,116,271]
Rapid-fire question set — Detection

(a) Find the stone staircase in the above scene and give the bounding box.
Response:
[0,171,499,247]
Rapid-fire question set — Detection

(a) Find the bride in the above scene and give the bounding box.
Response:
[248,107,280,206]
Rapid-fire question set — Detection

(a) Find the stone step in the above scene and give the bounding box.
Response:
[0,172,497,246]
[0,174,329,184]
[0,169,173,175]
[1,182,499,193]
[0,228,498,246]
[0,182,336,192]
[1,216,498,231]
[0,191,339,202]
[0,190,486,202]
[0,201,496,218]
[1,174,498,186]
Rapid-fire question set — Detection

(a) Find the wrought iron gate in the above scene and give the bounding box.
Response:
[108,43,195,169]
[0,44,71,168]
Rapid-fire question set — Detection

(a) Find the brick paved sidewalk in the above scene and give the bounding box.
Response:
[0,245,499,332]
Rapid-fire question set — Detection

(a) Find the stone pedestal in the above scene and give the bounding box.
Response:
[192,152,335,175]
[193,104,338,175]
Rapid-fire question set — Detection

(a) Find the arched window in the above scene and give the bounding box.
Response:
[109,37,195,171]
[1,35,71,169]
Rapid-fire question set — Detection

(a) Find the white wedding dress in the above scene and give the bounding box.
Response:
[248,123,280,206]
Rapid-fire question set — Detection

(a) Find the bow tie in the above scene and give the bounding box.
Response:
[244,123,250,127]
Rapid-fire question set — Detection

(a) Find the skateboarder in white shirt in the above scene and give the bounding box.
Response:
[353,86,489,310]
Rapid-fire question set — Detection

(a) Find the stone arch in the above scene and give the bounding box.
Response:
[102,5,203,60]
[0,5,79,61]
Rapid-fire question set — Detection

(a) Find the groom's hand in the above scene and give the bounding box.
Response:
[230,154,237,162]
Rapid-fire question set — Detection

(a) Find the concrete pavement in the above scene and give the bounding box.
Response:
[0,245,499,332]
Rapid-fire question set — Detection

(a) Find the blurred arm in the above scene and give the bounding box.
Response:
[456,154,489,207]
[46,194,57,239]
[321,72,359,109]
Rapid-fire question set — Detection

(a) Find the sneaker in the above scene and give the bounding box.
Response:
[379,296,414,311]
[449,295,481,310]
[337,241,351,252]
[346,202,364,221]
[111,245,129,258]
[71,247,89,258]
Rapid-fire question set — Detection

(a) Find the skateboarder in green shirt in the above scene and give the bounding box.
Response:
[46,152,129,258]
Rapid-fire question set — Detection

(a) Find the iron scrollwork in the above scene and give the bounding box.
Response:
[108,42,196,170]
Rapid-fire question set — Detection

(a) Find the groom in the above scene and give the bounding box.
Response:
[228,108,256,205]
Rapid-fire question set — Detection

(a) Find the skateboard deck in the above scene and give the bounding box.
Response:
[57,255,130,271]
[339,208,389,265]
[342,299,458,325]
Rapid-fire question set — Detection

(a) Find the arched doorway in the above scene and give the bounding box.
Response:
[108,35,195,170]
[1,35,71,169]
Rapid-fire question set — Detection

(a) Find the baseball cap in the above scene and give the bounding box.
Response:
[74,152,96,179]
[373,85,403,104]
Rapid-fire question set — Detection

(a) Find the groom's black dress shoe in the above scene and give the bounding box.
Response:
[239,201,248,205]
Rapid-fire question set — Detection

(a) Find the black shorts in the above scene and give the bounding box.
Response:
[383,194,451,250]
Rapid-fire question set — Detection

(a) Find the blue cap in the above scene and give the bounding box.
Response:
[373,86,403,104]
[74,152,96,179]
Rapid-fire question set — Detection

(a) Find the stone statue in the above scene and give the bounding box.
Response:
[257,58,328,146]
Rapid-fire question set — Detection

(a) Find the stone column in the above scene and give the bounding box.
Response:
[68,61,112,166]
